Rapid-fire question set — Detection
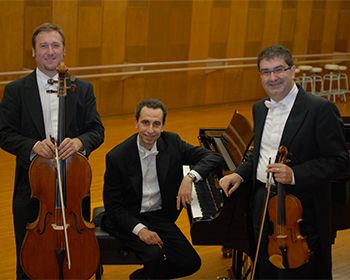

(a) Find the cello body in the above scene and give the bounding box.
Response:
[20,153,100,279]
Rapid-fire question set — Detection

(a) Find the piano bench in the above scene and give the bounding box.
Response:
[92,206,142,280]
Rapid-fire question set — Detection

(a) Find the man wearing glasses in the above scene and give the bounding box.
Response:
[220,45,349,279]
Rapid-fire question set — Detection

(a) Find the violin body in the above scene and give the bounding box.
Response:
[20,153,100,279]
[268,190,310,269]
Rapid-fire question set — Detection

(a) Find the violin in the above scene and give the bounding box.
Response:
[267,146,310,269]
[20,62,100,279]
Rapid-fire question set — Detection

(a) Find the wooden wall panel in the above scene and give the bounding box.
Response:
[145,74,167,103]
[1,0,350,118]
[123,77,145,113]
[53,0,79,67]
[205,71,225,105]
[226,1,249,58]
[186,75,207,106]
[166,73,187,109]
[101,0,127,66]
[262,0,282,48]
[321,0,341,53]
[147,1,171,62]
[125,7,149,62]
[223,69,244,103]
[99,77,124,117]
[293,0,313,54]
[189,0,211,61]
[0,1,24,72]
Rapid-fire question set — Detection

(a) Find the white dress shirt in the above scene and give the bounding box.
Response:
[133,136,162,235]
[257,83,298,184]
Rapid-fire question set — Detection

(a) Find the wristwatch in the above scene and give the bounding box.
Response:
[187,172,196,182]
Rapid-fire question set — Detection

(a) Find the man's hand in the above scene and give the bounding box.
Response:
[138,228,164,247]
[219,173,242,197]
[33,138,56,159]
[266,163,293,185]
[176,175,193,210]
[57,138,83,160]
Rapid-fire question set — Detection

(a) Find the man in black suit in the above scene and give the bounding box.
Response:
[220,45,349,279]
[0,23,104,279]
[102,98,223,279]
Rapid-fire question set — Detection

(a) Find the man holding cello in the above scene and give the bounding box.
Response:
[0,23,104,279]
[220,45,349,279]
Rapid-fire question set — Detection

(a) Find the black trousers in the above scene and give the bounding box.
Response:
[251,184,324,279]
[103,209,201,279]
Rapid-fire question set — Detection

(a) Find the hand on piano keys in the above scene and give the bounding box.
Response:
[177,166,195,210]
[183,165,223,222]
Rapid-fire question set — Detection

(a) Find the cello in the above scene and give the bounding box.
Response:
[20,62,100,279]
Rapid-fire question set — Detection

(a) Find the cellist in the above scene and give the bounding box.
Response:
[220,45,349,279]
[0,23,104,279]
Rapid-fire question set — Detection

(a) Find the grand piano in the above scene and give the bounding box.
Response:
[186,111,350,280]
[186,111,255,279]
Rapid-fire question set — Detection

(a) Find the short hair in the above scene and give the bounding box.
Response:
[257,45,294,71]
[32,23,65,49]
[135,98,168,124]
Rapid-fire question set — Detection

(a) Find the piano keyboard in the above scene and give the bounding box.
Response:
[183,165,223,222]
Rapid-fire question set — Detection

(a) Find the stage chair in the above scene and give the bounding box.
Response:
[336,65,349,102]
[323,64,340,102]
[297,65,313,92]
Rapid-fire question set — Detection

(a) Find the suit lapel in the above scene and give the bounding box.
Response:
[22,71,46,139]
[253,100,268,165]
[280,88,308,148]
[156,136,170,192]
[125,135,143,200]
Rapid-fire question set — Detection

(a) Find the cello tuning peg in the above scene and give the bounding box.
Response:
[69,76,77,82]
[68,84,77,93]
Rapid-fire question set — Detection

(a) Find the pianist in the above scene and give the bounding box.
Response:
[101,98,223,279]
[219,45,349,279]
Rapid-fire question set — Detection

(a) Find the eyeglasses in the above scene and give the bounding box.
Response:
[259,66,292,78]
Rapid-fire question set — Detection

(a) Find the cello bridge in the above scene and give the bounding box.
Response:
[51,223,70,230]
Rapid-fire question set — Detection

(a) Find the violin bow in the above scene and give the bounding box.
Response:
[251,157,272,280]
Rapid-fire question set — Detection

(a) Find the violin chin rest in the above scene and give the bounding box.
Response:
[269,254,285,269]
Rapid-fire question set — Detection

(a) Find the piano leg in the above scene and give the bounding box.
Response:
[226,250,252,280]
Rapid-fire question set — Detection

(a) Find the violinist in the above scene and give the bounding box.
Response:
[220,45,349,279]
[0,23,104,279]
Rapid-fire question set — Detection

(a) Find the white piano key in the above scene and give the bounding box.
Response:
[183,165,203,219]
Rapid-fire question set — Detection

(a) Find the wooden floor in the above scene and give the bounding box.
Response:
[1,100,350,279]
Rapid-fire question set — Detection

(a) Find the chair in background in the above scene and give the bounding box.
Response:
[309,67,329,98]
[336,65,349,102]
[323,64,340,102]
[298,65,313,93]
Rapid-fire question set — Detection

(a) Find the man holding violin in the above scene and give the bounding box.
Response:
[220,45,349,279]
[0,23,104,279]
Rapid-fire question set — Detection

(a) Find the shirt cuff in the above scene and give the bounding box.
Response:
[132,223,147,236]
[190,170,202,183]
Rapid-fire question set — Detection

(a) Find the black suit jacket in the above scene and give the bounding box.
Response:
[235,84,349,276]
[0,70,105,201]
[102,131,224,233]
